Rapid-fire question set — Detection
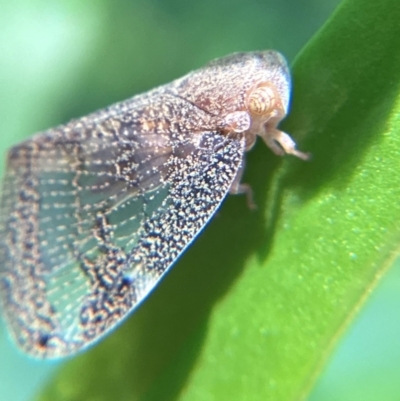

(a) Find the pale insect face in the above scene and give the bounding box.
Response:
[247,84,279,116]
[0,51,308,359]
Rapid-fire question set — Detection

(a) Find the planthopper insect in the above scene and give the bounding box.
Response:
[0,51,309,359]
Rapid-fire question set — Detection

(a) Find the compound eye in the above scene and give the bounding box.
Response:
[247,85,277,116]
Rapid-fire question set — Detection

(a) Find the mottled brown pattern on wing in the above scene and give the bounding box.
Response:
[0,51,305,358]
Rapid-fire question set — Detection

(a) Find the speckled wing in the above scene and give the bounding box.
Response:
[0,92,245,358]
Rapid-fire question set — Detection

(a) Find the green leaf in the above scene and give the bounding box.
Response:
[35,0,400,399]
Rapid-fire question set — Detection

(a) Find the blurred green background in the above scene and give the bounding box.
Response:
[1,0,400,400]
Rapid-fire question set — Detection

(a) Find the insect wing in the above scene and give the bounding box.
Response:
[0,102,245,358]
